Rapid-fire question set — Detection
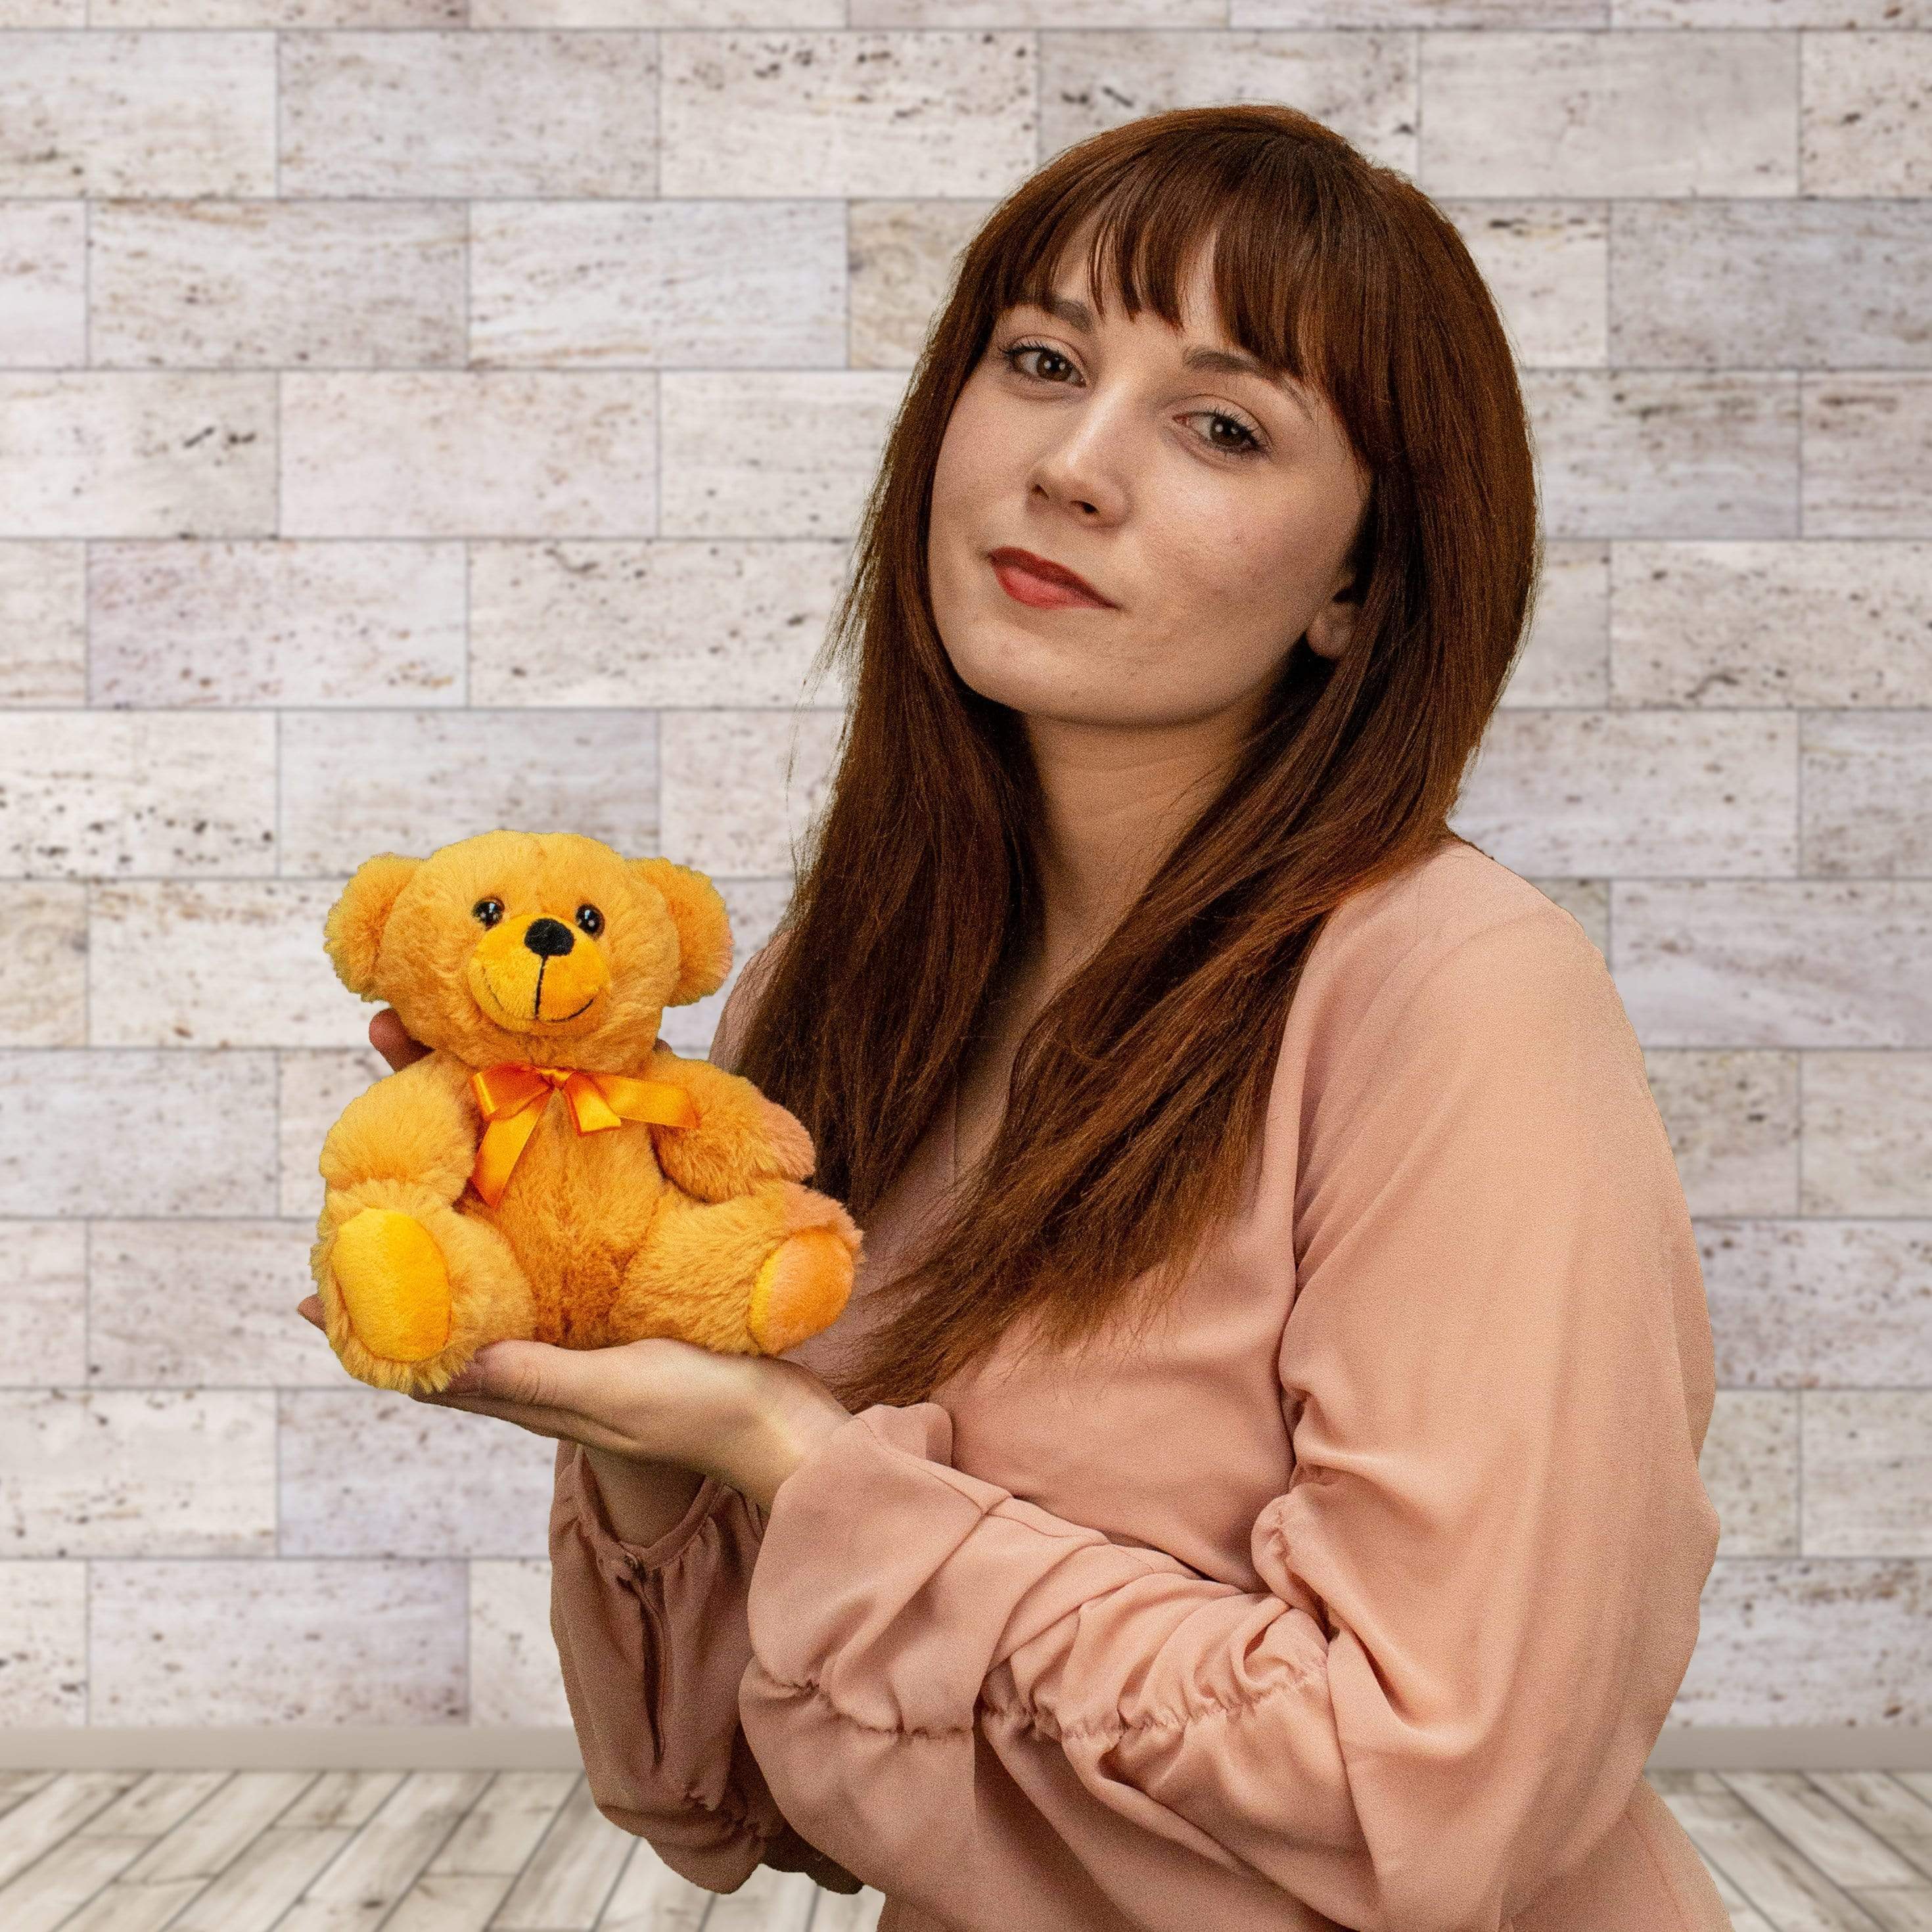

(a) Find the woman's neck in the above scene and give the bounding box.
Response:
[1020,701,1251,959]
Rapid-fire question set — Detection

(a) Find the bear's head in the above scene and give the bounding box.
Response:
[321,829,733,1072]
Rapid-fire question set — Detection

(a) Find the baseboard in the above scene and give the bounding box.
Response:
[1642,1727,1932,1772]
[1,1728,1928,1773]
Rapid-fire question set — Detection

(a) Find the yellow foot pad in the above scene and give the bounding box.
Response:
[332,1208,453,1362]
[749,1226,854,1356]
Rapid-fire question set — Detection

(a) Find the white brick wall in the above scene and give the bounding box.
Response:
[1,5,1929,1736]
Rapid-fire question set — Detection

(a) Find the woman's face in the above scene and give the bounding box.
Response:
[927,241,1371,737]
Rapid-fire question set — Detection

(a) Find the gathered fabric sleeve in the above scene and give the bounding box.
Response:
[735,907,1724,1932]
[547,1439,791,1887]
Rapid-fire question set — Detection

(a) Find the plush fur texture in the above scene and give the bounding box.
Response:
[310,829,862,1396]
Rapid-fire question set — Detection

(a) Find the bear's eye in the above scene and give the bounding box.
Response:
[472,898,504,929]
[576,903,604,938]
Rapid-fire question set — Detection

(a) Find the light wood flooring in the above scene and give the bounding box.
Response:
[0,1766,1928,1930]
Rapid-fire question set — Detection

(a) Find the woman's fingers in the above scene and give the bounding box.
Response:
[369,1007,430,1072]
[288,1310,765,1491]
[410,1389,635,1456]
[293,1303,616,1447]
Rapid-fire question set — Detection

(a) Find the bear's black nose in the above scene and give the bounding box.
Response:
[524,917,576,957]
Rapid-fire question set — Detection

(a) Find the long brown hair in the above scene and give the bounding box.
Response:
[727,103,1540,1414]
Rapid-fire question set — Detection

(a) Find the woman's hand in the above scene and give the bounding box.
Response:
[294,1292,848,1505]
[296,1011,854,1509]
[368,1005,429,1072]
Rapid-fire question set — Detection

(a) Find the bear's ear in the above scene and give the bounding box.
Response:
[323,852,421,999]
[628,858,733,1006]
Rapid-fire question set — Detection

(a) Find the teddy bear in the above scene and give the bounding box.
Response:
[309,827,862,1398]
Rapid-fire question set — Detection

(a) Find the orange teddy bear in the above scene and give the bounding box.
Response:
[309,828,861,1397]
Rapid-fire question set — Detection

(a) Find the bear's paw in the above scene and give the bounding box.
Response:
[332,1208,453,1362]
[748,1226,855,1356]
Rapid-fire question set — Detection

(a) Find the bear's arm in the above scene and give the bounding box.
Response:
[642,1042,815,1203]
[318,1050,478,1203]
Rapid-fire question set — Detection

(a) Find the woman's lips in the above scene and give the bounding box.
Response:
[990,557,1113,610]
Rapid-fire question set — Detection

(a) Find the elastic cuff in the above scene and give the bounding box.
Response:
[570,1441,734,1575]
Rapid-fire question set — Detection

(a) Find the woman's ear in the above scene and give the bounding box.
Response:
[1304,601,1358,661]
[628,857,733,1005]
[1304,564,1364,662]
[323,852,421,998]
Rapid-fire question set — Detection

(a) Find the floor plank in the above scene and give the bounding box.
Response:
[279,1771,410,1834]
[0,1829,153,1931]
[0,1772,59,1820]
[5,1766,1926,1930]
[116,1770,321,1887]
[805,1887,888,1932]
[1839,1887,1932,1932]
[164,1824,359,1931]
[1720,1773,1923,1889]
[591,1838,713,1931]
[275,1770,495,1932]
[0,1770,233,1931]
[423,1770,581,1880]
[1804,1776,1932,1887]
[701,1862,816,1932]
[78,1772,232,1843]
[50,1872,210,1932]
[0,1772,146,1891]
[1657,1772,1893,1930]
[382,1870,519,1930]
[490,1777,636,1930]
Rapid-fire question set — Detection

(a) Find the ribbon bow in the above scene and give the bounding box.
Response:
[468,1062,699,1208]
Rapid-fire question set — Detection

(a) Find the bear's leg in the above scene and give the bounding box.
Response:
[311,1179,538,1396]
[612,1178,861,1358]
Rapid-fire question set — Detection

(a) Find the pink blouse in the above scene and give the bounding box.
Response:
[547,839,1732,1932]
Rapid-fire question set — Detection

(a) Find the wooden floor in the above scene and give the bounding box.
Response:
[1,1766,1928,1930]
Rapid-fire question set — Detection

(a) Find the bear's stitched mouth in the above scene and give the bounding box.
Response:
[479,964,598,1024]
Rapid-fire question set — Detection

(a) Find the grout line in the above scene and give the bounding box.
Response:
[1795,28,1805,202]
[461,1559,471,1737]
[84,1215,92,1731]
[1795,368,1805,538]
[1412,26,1421,179]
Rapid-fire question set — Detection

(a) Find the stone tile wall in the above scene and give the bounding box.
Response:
[1,4,1927,1734]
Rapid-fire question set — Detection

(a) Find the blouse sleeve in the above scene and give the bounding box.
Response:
[547,1439,788,1889]
[547,933,862,1895]
[733,907,1723,1931]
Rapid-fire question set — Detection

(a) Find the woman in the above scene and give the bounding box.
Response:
[308,105,1731,1931]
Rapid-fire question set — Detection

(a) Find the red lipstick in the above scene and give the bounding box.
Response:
[988,547,1115,610]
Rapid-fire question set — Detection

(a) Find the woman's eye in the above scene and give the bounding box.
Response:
[1187,411,1266,458]
[576,904,604,938]
[472,898,503,928]
[997,340,1266,460]
[1000,338,1076,386]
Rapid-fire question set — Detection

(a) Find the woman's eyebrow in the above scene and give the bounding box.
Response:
[1017,291,1317,426]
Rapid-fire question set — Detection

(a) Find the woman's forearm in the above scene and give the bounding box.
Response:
[581,1444,706,1548]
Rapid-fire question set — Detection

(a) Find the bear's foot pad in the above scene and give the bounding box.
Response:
[748,1226,854,1356]
[333,1208,452,1362]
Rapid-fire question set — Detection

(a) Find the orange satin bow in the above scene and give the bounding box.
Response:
[468,1062,699,1208]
